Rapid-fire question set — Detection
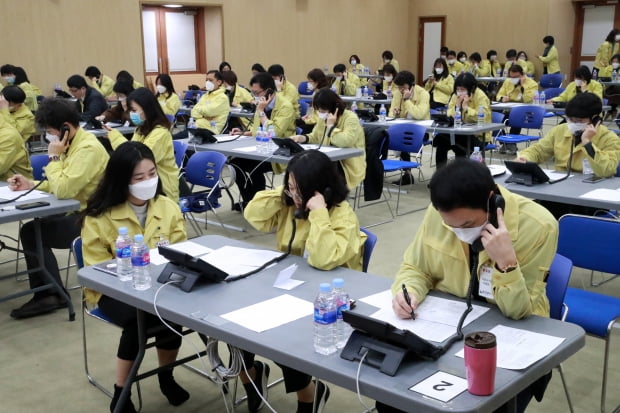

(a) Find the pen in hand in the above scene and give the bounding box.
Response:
[401,283,416,320]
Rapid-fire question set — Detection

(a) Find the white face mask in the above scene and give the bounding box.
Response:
[459,57,467,63]
[574,79,583,87]
[384,75,393,82]
[567,121,587,135]
[156,85,166,94]
[490,55,497,61]
[456,90,467,97]
[435,68,444,75]
[225,84,233,91]
[46,132,60,143]
[205,80,215,91]
[510,77,520,85]
[518,55,526,61]
[616,35,620,41]
[447,59,456,65]
[350,60,357,65]
[384,59,390,64]
[452,221,487,244]
[129,176,159,201]
[335,75,343,81]
[612,62,620,69]
[317,111,328,120]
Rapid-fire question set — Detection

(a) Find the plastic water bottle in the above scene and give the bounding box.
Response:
[503,68,508,77]
[496,68,502,78]
[362,86,369,98]
[613,71,618,82]
[386,88,392,99]
[539,91,546,105]
[350,101,357,115]
[131,234,151,291]
[533,90,540,105]
[582,158,593,175]
[314,283,337,355]
[455,107,462,128]
[115,227,132,281]
[364,66,370,75]
[210,120,217,133]
[255,126,266,153]
[477,105,485,125]
[266,125,275,152]
[187,117,196,140]
[470,147,484,163]
[379,104,387,122]
[332,278,351,349]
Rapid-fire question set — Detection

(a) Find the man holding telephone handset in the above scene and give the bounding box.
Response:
[378,159,558,413]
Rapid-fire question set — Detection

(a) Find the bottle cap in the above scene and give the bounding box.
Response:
[332,278,344,288]
[319,283,332,292]
[474,147,480,152]
[134,234,144,242]
[118,226,128,235]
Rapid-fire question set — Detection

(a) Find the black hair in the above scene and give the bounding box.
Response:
[457,51,468,60]
[67,74,88,89]
[605,29,619,43]
[35,97,81,129]
[82,141,164,221]
[440,46,449,54]
[612,53,620,63]
[307,68,329,89]
[565,93,603,120]
[382,50,394,60]
[394,70,415,87]
[454,72,477,95]
[543,35,554,45]
[127,87,170,135]
[113,78,134,96]
[312,88,345,116]
[0,64,15,76]
[574,65,592,82]
[432,58,449,79]
[251,63,266,73]
[486,50,497,59]
[155,73,176,95]
[382,64,398,77]
[505,49,517,59]
[221,70,238,86]
[517,51,528,60]
[219,61,232,72]
[470,52,482,63]
[116,70,134,83]
[249,72,276,96]
[207,69,223,82]
[333,63,347,74]
[430,158,496,212]
[282,150,348,210]
[267,64,285,77]
[12,67,30,84]
[349,54,361,63]
[85,66,102,78]
[508,64,524,75]
[2,85,26,104]
[447,50,457,58]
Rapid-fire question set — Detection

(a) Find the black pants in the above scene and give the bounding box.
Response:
[242,351,312,393]
[230,158,273,204]
[21,214,80,299]
[433,134,484,168]
[98,295,183,361]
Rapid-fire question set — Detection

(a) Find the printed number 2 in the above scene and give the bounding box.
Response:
[432,381,454,391]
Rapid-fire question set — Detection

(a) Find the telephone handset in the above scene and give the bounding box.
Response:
[60,125,70,140]
[471,193,505,253]
[294,187,332,220]
[574,115,602,145]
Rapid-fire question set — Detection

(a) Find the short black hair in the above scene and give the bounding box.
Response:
[394,70,415,87]
[454,72,477,95]
[67,74,88,89]
[565,93,603,120]
[349,54,361,63]
[508,64,524,75]
[85,66,101,78]
[574,65,592,82]
[440,46,449,54]
[382,50,393,60]
[267,64,285,77]
[0,64,15,76]
[307,68,329,89]
[486,50,497,59]
[116,70,134,83]
[382,64,397,77]
[219,61,232,72]
[505,49,517,59]
[470,52,482,63]
[447,50,457,58]
[35,97,81,129]
[251,63,266,73]
[517,51,528,60]
[2,85,26,104]
[333,63,346,74]
[249,72,276,94]
[312,88,345,116]
[113,78,134,96]
[207,69,223,81]
[543,35,554,45]
[430,159,496,212]
[612,53,620,63]
[457,51,468,60]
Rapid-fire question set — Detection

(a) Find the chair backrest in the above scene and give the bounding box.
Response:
[616,163,620,177]
[184,151,227,188]
[491,111,506,137]
[172,140,189,168]
[539,73,563,89]
[558,214,620,275]
[546,253,573,320]
[541,87,564,100]
[298,100,309,117]
[507,105,545,130]
[30,154,49,180]
[386,123,426,153]
[360,228,378,273]
[297,81,310,95]
[72,237,84,269]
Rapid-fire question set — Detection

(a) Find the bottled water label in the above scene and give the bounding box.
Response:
[131,251,150,267]
[314,307,337,324]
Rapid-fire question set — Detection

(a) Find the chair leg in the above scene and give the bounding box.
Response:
[589,270,619,287]
[556,364,575,413]
[601,318,620,413]
[82,300,113,398]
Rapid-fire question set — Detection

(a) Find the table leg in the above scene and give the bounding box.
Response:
[114,309,146,413]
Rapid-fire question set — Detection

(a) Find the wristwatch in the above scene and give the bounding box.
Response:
[496,261,518,273]
[258,111,266,117]
[48,155,60,162]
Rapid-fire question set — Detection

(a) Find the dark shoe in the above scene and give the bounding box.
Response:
[244,361,270,412]
[110,384,137,413]
[498,144,507,154]
[232,201,248,212]
[313,381,330,413]
[391,173,414,186]
[505,143,518,156]
[158,370,190,406]
[10,295,66,319]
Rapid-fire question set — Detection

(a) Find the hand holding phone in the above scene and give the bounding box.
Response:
[479,207,518,269]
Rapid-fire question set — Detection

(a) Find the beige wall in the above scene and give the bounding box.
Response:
[0,0,576,96]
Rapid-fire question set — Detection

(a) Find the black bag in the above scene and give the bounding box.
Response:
[357,109,379,122]
[431,113,454,127]
[188,128,217,144]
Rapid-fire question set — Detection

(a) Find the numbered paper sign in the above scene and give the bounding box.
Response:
[409,371,468,402]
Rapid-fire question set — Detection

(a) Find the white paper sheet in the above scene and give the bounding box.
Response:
[579,188,620,202]
[0,187,49,202]
[541,168,573,180]
[220,294,314,333]
[409,371,468,402]
[199,245,282,276]
[273,263,305,290]
[300,144,339,153]
[455,324,565,370]
[167,241,213,257]
[233,146,258,153]
[149,248,169,266]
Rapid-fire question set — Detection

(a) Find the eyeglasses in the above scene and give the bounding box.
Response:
[283,188,302,202]
[251,90,265,98]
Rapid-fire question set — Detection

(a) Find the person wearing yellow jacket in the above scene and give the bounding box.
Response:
[486,50,502,77]
[496,65,538,103]
[191,70,230,133]
[1,65,40,112]
[381,50,399,72]
[446,50,464,77]
[222,70,253,130]
[517,93,620,178]
[470,52,492,78]
[549,65,603,103]
[243,149,365,413]
[502,49,527,76]
[457,51,471,73]
[599,53,620,79]
[424,58,454,108]
[0,85,35,142]
[537,35,561,74]
[107,88,179,202]
[348,54,368,86]
[155,73,181,117]
[593,29,620,78]
[517,51,535,78]
[292,89,366,190]
[81,141,189,413]
[268,64,300,117]
[85,66,115,98]
[8,98,108,319]
[0,118,32,181]
[331,63,360,96]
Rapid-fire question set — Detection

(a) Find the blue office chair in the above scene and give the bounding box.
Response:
[359,228,378,273]
[557,214,620,413]
[172,140,189,169]
[545,253,575,413]
[298,100,309,117]
[495,105,545,149]
[382,123,426,215]
[297,81,311,96]
[485,111,506,163]
[539,73,563,89]
[30,154,49,180]
[541,87,565,121]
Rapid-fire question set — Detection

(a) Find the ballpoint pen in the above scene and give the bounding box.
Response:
[401,283,416,320]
